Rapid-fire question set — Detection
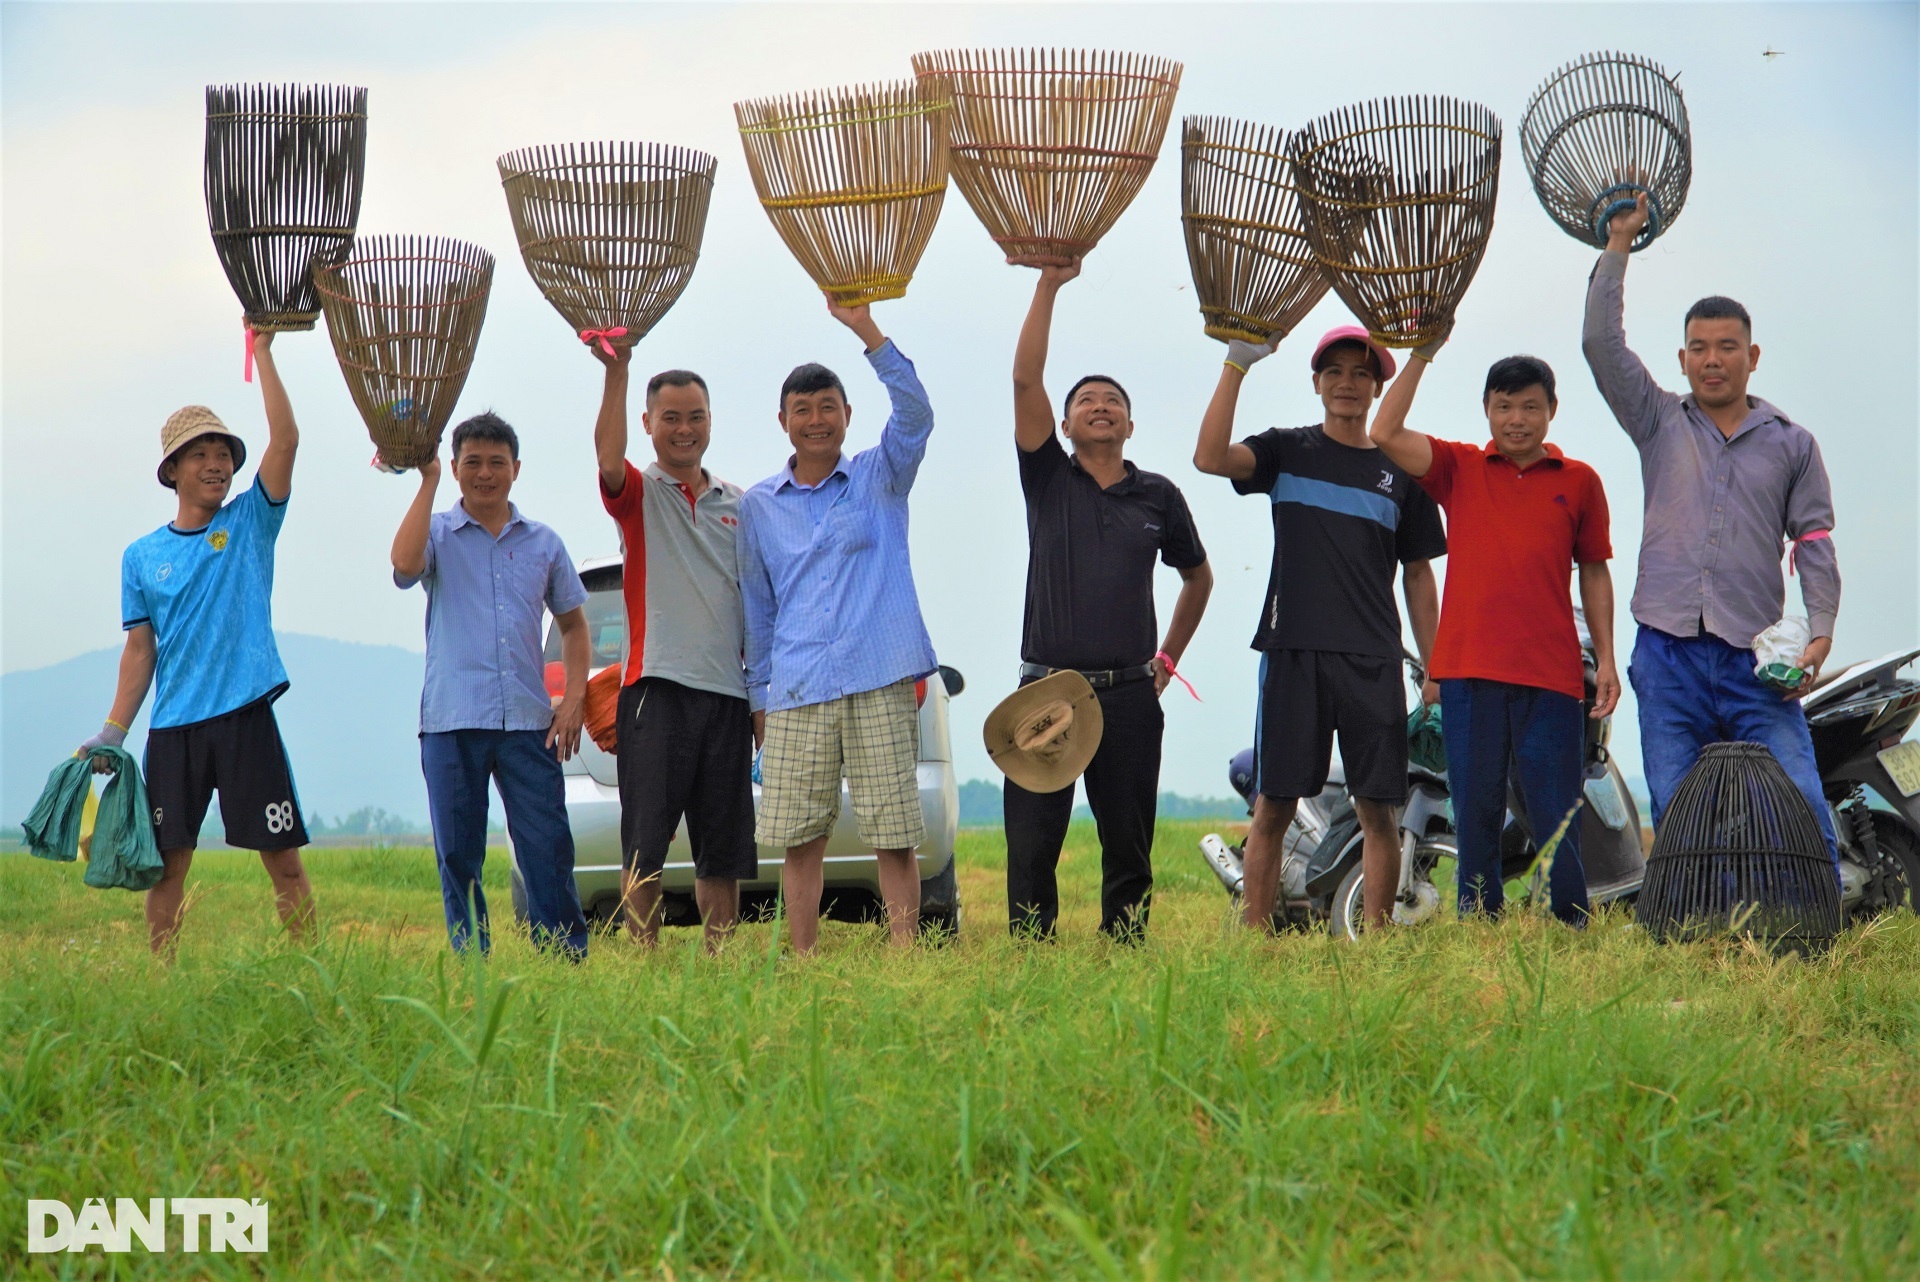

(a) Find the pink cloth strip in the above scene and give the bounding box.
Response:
[580,326,629,357]
[1788,529,1831,576]
[1156,651,1200,701]
[243,324,255,383]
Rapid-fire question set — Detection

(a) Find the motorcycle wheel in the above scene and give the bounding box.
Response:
[1330,837,1459,940]
[1870,814,1920,913]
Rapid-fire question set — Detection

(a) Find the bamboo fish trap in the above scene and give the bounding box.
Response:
[204,83,368,331]
[911,48,1181,267]
[735,81,950,306]
[314,236,494,469]
[497,142,716,351]
[1288,96,1502,349]
[1180,116,1331,345]
[1521,51,1691,252]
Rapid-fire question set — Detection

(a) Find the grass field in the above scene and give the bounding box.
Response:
[4,821,1919,1279]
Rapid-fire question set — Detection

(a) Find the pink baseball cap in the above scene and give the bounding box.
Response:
[1310,324,1396,382]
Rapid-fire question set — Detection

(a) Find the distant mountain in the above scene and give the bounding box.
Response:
[3,635,429,832]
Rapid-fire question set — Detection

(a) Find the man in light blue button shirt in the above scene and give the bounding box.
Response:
[392,412,593,956]
[740,301,937,954]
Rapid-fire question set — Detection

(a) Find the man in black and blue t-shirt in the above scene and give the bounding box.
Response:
[78,331,312,958]
[1194,324,1445,932]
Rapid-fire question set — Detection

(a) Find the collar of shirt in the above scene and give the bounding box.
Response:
[1066,451,1141,494]
[445,500,525,536]
[1678,393,1787,442]
[643,461,718,503]
[773,455,850,493]
[1479,440,1566,471]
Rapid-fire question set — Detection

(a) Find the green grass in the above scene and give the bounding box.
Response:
[3,821,1918,1278]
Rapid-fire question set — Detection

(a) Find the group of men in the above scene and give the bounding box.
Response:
[85,194,1840,956]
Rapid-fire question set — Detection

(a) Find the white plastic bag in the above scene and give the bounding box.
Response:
[1753,615,1812,691]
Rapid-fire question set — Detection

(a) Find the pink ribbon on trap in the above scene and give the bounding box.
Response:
[580,326,629,357]
[1156,651,1201,702]
[243,323,255,383]
[1788,529,1831,576]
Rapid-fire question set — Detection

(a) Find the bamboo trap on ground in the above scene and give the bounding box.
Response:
[735,81,949,306]
[1180,115,1331,345]
[1521,51,1691,252]
[204,83,368,332]
[314,236,494,470]
[911,48,1180,267]
[1289,95,1502,348]
[498,142,716,350]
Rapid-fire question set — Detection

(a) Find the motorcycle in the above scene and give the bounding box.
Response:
[1806,648,1920,916]
[1199,651,1646,938]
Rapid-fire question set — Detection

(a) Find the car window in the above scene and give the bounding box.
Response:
[545,567,624,668]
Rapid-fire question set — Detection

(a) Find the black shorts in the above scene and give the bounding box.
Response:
[144,692,309,851]
[1255,649,1408,803]
[617,677,757,881]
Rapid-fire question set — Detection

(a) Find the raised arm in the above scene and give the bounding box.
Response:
[829,298,932,494]
[592,342,634,495]
[389,454,441,582]
[1193,340,1276,481]
[251,331,298,501]
[1014,261,1079,453]
[1581,194,1674,447]
[1369,336,1444,477]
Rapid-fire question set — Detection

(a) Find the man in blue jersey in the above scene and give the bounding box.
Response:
[78,331,312,958]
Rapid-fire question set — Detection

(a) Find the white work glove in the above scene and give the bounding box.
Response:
[1412,320,1455,364]
[1224,336,1280,374]
[77,721,127,756]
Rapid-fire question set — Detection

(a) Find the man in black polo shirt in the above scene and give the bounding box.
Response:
[1194,325,1445,932]
[1008,259,1214,941]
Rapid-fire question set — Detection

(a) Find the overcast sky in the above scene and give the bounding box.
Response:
[3,1,1915,794]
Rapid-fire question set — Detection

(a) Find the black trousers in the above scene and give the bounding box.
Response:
[1004,676,1163,940]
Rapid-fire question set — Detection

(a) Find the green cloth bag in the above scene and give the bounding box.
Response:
[21,747,164,891]
[1407,702,1448,774]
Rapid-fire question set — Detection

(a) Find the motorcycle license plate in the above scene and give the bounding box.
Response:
[1877,740,1920,797]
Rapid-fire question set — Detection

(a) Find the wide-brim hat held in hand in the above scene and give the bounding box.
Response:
[984,670,1104,794]
[158,405,248,489]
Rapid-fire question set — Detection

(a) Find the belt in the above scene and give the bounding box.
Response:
[1020,661,1154,689]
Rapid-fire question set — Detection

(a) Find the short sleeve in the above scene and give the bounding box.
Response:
[392,514,438,589]
[1573,467,1614,563]
[244,476,289,538]
[1230,429,1284,497]
[601,459,644,522]
[1418,435,1460,505]
[120,546,149,629]
[1157,482,1207,571]
[546,533,590,617]
[1397,483,1448,564]
[1017,431,1069,500]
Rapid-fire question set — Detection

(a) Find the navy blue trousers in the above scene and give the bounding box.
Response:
[421,729,588,957]
[1440,678,1590,923]
[1628,625,1838,862]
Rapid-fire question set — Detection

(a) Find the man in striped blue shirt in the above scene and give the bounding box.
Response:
[740,300,938,954]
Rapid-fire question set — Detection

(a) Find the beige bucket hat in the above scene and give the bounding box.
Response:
[158,406,247,489]
[984,670,1105,794]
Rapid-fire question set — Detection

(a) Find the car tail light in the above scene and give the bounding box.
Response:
[915,679,927,708]
[543,662,567,698]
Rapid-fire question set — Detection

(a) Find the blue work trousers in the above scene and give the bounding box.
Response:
[421,729,588,957]
[1440,678,1590,923]
[1628,625,1838,862]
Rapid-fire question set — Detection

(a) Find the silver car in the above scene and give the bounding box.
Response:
[509,556,965,935]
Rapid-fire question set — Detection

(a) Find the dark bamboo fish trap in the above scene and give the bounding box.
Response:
[497,142,716,351]
[314,236,494,469]
[204,84,367,332]
[735,81,949,306]
[1288,96,1501,349]
[911,48,1181,267]
[1636,742,1843,955]
[1180,116,1331,345]
[1521,51,1691,252]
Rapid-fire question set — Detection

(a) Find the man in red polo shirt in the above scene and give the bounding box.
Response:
[1369,340,1618,923]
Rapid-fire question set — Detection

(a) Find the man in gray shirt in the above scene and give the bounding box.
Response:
[1583,194,1840,860]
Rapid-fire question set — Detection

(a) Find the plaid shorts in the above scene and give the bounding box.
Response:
[757,678,924,850]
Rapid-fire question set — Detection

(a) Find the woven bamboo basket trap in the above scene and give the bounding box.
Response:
[314,236,494,469]
[1288,96,1502,349]
[911,48,1181,267]
[1180,115,1332,345]
[204,83,368,331]
[497,142,716,350]
[735,81,950,306]
[1520,51,1691,252]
